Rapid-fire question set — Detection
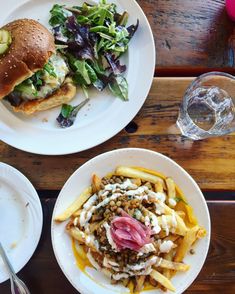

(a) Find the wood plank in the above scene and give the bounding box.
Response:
[0,200,234,294]
[136,0,235,74]
[1,78,234,191]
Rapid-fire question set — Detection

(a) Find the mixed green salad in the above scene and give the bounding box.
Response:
[49,0,139,101]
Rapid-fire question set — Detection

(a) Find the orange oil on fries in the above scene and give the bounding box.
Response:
[72,239,91,271]
[72,238,156,294]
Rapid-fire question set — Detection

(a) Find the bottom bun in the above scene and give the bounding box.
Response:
[13,79,77,115]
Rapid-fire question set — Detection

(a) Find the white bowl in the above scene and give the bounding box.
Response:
[51,148,211,294]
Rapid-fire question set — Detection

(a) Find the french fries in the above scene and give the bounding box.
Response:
[162,251,175,280]
[134,275,145,292]
[68,227,86,243]
[155,180,164,193]
[91,174,102,193]
[150,269,176,292]
[157,215,188,236]
[154,257,190,271]
[54,187,92,222]
[74,241,86,258]
[55,166,206,293]
[174,226,200,262]
[155,201,189,236]
[166,177,176,207]
[115,166,164,185]
[131,178,142,187]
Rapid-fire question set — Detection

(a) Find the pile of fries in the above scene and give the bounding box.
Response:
[55,166,206,293]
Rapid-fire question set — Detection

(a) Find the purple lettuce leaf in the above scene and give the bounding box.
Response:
[104,52,126,75]
[127,19,139,39]
[53,25,68,43]
[65,15,96,60]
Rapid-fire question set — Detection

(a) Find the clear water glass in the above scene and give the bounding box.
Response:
[177,72,235,140]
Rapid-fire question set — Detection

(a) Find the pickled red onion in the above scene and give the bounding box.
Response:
[110,211,152,251]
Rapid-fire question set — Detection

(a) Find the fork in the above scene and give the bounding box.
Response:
[0,242,31,294]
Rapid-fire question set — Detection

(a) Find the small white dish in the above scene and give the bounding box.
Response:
[51,148,211,294]
[0,162,43,283]
[0,0,155,155]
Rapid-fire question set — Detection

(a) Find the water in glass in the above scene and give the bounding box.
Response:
[177,72,235,140]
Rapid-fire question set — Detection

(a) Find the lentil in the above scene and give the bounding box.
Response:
[110,200,115,206]
[117,201,122,207]
[190,248,195,255]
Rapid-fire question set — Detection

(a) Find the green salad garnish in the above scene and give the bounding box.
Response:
[49,0,139,101]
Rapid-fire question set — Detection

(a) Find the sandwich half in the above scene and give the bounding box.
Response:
[0,19,76,115]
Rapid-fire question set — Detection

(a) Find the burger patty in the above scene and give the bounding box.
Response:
[5,54,69,106]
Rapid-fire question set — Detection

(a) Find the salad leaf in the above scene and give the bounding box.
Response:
[85,63,98,83]
[57,99,89,128]
[49,1,139,100]
[105,52,126,75]
[109,75,128,101]
[74,59,91,84]
[66,16,95,60]
[127,19,140,39]
[115,11,129,26]
[49,4,72,26]
[53,25,69,43]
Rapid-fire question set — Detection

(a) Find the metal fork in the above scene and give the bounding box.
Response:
[0,242,30,294]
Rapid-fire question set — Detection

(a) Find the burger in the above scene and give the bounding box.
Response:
[0,19,76,115]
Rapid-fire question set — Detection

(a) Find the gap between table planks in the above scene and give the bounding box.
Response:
[0,78,235,191]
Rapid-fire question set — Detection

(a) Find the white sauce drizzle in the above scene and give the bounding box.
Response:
[87,250,100,270]
[169,198,177,207]
[159,240,174,253]
[161,215,169,236]
[83,194,97,209]
[103,222,118,251]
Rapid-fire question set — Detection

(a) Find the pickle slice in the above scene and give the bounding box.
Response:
[0,29,12,55]
[0,43,8,55]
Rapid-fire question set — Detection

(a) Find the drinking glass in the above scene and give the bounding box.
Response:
[177,72,235,140]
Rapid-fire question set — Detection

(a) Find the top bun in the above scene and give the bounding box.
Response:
[0,19,55,100]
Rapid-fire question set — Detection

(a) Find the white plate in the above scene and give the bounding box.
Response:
[0,162,43,283]
[0,0,155,155]
[51,148,211,294]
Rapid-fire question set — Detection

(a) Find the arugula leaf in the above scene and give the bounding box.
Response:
[30,71,43,90]
[57,99,89,128]
[74,59,91,84]
[49,4,72,26]
[44,62,57,78]
[15,79,38,97]
[85,63,98,83]
[109,75,128,101]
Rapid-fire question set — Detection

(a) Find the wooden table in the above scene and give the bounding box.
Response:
[1,1,235,293]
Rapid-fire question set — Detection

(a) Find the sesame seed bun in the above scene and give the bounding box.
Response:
[13,78,77,115]
[0,19,55,100]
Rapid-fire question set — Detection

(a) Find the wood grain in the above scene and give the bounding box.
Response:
[136,0,235,74]
[0,200,234,294]
[1,78,235,191]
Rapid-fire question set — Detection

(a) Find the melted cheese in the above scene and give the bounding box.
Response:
[23,54,69,100]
